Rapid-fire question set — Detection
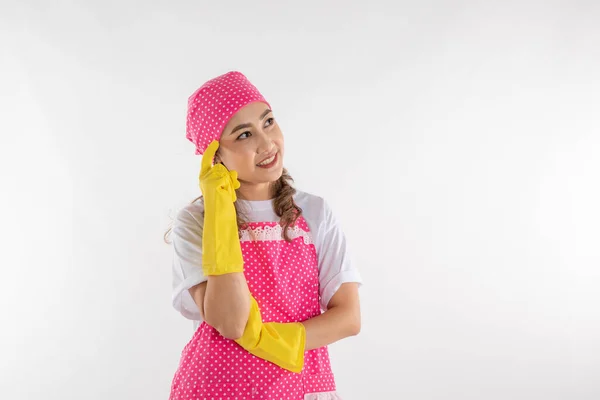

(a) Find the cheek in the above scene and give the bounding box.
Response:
[228,151,257,171]
[219,144,249,167]
[273,130,284,148]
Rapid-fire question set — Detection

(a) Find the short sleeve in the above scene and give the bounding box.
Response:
[315,200,363,310]
[171,205,208,321]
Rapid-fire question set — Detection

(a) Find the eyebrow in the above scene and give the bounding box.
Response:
[229,108,272,135]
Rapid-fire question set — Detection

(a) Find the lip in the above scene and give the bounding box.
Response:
[256,151,278,165]
[256,152,279,168]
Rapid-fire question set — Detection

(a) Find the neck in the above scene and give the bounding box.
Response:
[237,182,273,201]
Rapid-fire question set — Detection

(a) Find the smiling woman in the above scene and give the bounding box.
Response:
[214,102,286,197]
[164,71,363,400]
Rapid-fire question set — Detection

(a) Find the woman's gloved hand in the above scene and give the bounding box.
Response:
[199,140,244,276]
[200,141,305,372]
[236,296,306,373]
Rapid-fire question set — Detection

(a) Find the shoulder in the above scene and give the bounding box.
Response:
[174,199,204,228]
[293,189,328,212]
[293,189,335,232]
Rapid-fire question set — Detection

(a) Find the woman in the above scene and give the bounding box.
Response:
[167,71,363,399]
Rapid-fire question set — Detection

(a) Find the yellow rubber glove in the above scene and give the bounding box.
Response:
[199,141,305,372]
[199,140,244,276]
[235,296,306,373]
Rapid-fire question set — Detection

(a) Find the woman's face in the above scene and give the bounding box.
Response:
[215,101,285,186]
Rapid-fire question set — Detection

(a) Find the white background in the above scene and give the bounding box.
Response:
[1,1,599,399]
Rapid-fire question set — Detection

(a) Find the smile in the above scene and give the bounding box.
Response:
[256,152,278,168]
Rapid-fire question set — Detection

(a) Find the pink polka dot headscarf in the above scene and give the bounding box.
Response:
[185,71,271,155]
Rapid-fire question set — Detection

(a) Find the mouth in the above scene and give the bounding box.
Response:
[256,152,279,169]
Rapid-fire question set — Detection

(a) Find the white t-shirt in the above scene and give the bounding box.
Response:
[171,189,363,324]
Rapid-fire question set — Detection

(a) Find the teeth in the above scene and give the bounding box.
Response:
[258,154,276,166]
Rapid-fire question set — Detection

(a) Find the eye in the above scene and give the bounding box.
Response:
[265,117,275,128]
[237,131,251,140]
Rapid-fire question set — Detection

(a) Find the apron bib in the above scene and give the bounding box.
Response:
[169,216,338,400]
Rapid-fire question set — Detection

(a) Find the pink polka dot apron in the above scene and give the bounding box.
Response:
[169,217,341,400]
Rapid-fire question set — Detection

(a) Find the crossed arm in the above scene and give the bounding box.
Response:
[189,275,361,350]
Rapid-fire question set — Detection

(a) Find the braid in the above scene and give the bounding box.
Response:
[270,168,302,242]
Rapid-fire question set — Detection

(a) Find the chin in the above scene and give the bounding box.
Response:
[267,169,284,183]
[254,167,284,184]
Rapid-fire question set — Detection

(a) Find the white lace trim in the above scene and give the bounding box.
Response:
[240,224,313,245]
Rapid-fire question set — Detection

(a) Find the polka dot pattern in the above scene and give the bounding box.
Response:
[186,71,271,156]
[169,216,338,399]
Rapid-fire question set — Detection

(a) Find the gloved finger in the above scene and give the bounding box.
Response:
[201,141,220,176]
[229,170,241,190]
[229,171,240,202]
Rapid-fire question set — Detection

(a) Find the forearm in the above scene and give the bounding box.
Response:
[301,305,361,351]
[204,273,251,339]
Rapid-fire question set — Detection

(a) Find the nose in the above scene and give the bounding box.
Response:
[256,130,274,155]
